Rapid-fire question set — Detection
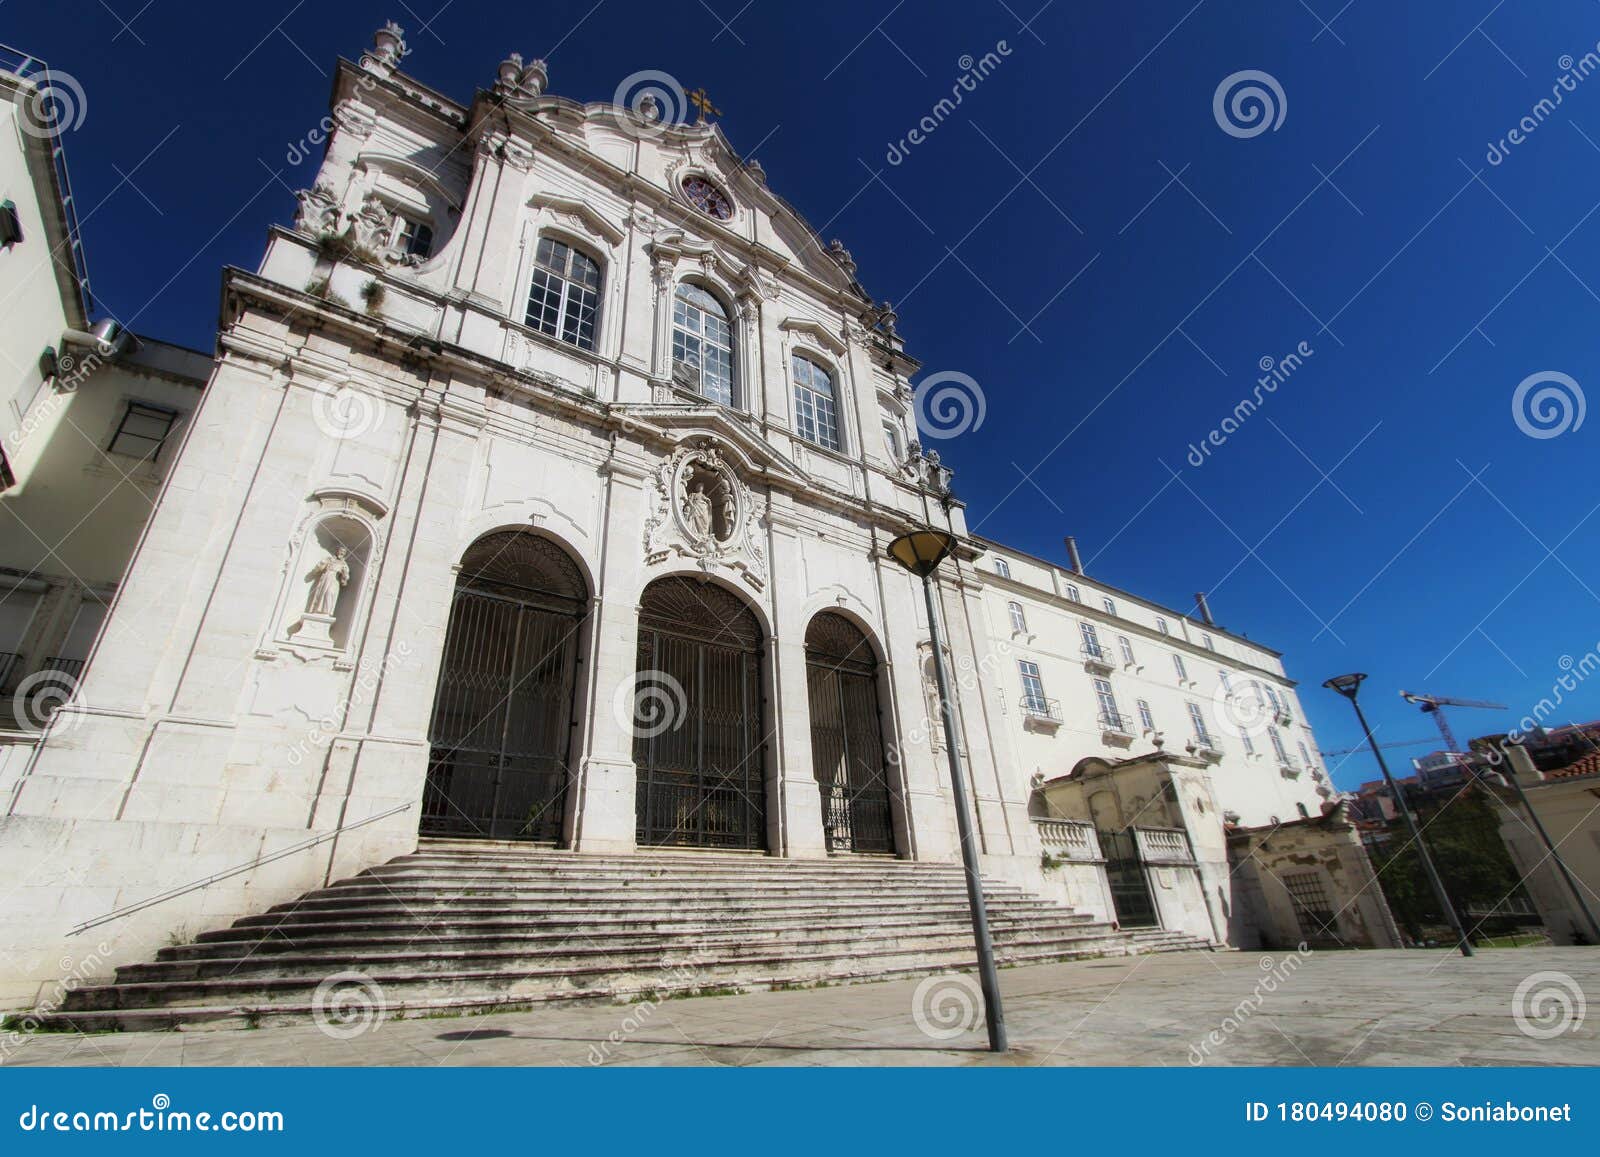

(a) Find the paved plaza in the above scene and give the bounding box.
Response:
[3,947,1594,1067]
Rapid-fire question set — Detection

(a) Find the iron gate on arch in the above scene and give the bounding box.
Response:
[633,575,767,850]
[421,531,588,842]
[805,612,897,855]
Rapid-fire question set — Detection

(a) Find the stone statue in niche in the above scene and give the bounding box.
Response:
[306,547,351,616]
[678,464,735,545]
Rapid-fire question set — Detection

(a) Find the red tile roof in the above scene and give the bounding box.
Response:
[1546,752,1600,781]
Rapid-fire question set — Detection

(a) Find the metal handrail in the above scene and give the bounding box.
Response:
[1081,642,1113,665]
[1099,710,1133,734]
[69,802,413,935]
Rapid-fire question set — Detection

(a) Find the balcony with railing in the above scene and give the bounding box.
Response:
[1134,825,1196,866]
[1278,757,1301,779]
[1034,817,1102,862]
[1189,732,1224,761]
[1098,709,1135,744]
[1018,693,1063,731]
[1081,642,1115,673]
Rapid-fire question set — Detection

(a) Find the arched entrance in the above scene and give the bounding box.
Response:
[422,531,588,841]
[633,575,766,850]
[805,612,896,854]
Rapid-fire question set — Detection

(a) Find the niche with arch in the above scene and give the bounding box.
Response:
[270,490,387,657]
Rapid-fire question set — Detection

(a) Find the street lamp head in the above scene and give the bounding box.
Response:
[886,529,956,577]
[1323,672,1368,701]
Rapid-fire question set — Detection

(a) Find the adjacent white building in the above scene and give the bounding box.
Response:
[0,26,1392,1009]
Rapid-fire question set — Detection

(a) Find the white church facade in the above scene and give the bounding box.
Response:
[0,26,1397,1012]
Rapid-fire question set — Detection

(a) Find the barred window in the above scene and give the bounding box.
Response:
[108,402,178,462]
[525,236,601,352]
[672,283,735,405]
[792,354,841,451]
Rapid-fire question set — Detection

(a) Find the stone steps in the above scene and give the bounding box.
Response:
[43,842,1213,1032]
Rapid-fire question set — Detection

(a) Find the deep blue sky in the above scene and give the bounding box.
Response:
[7,0,1600,787]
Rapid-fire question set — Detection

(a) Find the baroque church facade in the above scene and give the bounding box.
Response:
[0,25,1398,1009]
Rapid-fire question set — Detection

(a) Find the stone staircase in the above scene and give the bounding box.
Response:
[46,841,1211,1031]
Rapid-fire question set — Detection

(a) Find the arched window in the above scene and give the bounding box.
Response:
[526,236,602,352]
[791,353,841,451]
[672,283,735,405]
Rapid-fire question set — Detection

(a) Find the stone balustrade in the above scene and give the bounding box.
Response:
[1135,825,1196,866]
[1033,817,1102,862]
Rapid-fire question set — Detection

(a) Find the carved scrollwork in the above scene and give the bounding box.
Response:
[643,442,767,589]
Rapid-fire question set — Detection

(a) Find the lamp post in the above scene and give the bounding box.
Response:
[887,528,1007,1052]
[1324,672,1474,957]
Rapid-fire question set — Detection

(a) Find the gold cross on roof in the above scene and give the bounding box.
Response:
[688,87,722,123]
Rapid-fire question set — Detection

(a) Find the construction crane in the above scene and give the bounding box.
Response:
[1320,737,1436,759]
[1398,690,1507,761]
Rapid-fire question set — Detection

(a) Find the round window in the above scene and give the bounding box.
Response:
[682,175,733,221]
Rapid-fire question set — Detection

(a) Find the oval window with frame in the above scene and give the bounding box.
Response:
[682,175,734,221]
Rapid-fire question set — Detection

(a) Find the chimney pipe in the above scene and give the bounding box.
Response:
[1194,592,1215,626]
[1063,536,1083,575]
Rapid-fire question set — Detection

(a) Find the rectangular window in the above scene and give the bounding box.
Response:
[1064,583,1081,602]
[1136,698,1155,731]
[992,557,1011,579]
[1018,659,1047,712]
[1079,620,1102,657]
[1270,728,1290,763]
[1218,668,1232,692]
[392,213,433,258]
[1118,635,1135,665]
[1102,596,1117,616]
[1007,601,1027,633]
[1298,741,1315,769]
[792,354,841,451]
[882,421,901,462]
[1172,652,1188,682]
[526,236,601,351]
[1187,701,1211,744]
[1283,872,1335,941]
[1093,677,1121,728]
[1203,634,1215,651]
[107,402,179,462]
[1241,729,1255,755]
[1156,617,1169,635]
[1263,683,1283,712]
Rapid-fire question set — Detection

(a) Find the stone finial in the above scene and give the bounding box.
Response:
[745,158,767,185]
[374,21,406,64]
[828,239,857,278]
[518,59,549,97]
[497,52,524,91]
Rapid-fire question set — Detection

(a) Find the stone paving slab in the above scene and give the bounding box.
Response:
[3,947,1595,1067]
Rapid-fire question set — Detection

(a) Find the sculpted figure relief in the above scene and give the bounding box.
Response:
[306,547,351,617]
[683,480,715,543]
